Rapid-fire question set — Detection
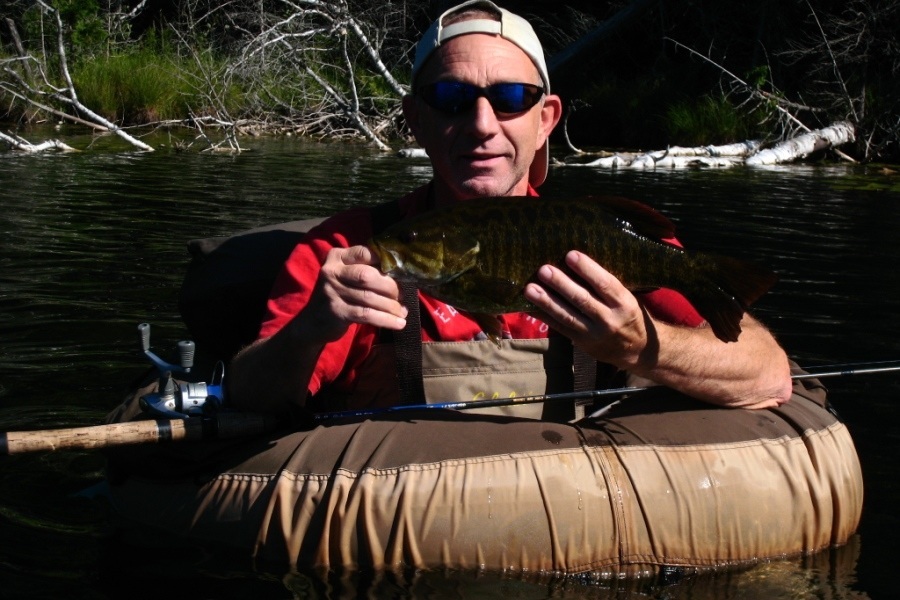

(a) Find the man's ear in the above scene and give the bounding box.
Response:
[402,95,424,145]
[537,94,563,148]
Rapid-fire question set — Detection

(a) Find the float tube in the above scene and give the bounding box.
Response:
[106,374,862,575]
[103,217,863,575]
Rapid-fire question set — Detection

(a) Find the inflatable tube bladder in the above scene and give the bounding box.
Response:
[106,376,862,575]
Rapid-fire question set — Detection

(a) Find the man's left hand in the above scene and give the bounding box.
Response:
[522,250,655,369]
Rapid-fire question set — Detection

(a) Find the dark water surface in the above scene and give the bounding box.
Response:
[1,136,898,598]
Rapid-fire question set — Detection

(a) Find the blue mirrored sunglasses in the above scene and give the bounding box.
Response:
[418,81,545,116]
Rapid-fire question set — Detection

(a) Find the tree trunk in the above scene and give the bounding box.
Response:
[744,122,855,165]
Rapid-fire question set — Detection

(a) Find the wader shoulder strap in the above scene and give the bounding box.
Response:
[573,346,598,393]
[396,282,426,405]
[370,200,427,406]
[572,346,598,421]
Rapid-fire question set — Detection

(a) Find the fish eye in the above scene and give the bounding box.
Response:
[399,230,418,244]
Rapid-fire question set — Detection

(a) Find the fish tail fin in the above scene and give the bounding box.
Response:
[683,255,778,342]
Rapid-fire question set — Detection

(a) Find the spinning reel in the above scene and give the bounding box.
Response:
[136,322,225,419]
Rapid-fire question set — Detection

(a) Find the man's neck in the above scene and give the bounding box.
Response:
[430,180,535,208]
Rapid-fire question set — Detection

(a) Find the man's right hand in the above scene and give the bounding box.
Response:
[300,245,409,344]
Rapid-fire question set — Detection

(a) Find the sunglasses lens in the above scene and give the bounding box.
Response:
[419,82,544,115]
[420,81,477,114]
[488,83,544,114]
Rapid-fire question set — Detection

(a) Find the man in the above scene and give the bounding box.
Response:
[227,0,792,416]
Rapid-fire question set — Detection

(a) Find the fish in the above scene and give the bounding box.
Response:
[368,196,777,342]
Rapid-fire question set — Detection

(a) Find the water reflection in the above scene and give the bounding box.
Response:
[1,138,897,598]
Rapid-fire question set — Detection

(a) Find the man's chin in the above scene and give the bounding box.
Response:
[455,175,518,199]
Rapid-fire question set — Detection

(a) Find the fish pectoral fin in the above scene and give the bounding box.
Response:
[443,236,480,272]
[465,273,522,307]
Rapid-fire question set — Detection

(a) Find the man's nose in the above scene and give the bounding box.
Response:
[468,96,500,136]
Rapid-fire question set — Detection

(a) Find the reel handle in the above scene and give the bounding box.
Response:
[178,340,195,371]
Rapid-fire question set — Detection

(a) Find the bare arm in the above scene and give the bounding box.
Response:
[523,250,793,408]
[227,245,407,414]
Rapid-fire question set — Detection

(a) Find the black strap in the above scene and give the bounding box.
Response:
[573,345,598,393]
[395,282,426,405]
[369,199,427,406]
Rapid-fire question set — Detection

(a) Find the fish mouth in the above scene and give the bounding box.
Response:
[385,250,404,272]
[369,241,400,274]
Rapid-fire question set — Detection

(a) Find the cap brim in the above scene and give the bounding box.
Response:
[529,140,549,188]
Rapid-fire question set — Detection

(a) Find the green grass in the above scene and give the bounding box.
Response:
[73,48,198,123]
[565,70,772,150]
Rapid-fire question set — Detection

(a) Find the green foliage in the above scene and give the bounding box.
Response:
[745,65,773,91]
[665,96,759,146]
[2,0,896,158]
[567,71,771,149]
[71,43,240,124]
[44,0,107,58]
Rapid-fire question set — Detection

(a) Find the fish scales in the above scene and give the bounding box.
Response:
[369,196,778,342]
[472,199,676,292]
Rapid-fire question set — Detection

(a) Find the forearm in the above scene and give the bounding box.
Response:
[227,244,408,414]
[227,318,323,414]
[626,313,793,409]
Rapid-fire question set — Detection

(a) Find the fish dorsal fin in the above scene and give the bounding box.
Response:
[585,196,676,240]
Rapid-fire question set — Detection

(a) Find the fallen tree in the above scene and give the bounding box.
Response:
[1,1,887,161]
[0,130,77,152]
[744,122,855,166]
[1,0,410,153]
[550,122,854,170]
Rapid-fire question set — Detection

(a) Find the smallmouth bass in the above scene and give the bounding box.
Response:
[369,196,777,342]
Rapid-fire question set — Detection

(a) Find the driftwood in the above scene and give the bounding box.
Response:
[398,122,854,170]
[567,140,762,169]
[0,130,77,152]
[562,122,853,170]
[744,122,855,165]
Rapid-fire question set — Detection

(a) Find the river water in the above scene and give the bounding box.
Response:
[0,133,898,598]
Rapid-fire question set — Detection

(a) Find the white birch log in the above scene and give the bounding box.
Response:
[744,121,855,165]
[0,131,77,152]
[653,155,744,168]
[584,154,631,168]
[665,140,763,157]
[402,123,853,170]
[397,148,428,158]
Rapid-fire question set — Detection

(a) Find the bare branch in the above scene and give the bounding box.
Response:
[666,37,813,135]
[803,0,859,123]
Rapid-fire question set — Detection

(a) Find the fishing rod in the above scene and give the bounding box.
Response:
[2,356,899,455]
[790,360,900,380]
[0,413,278,456]
[314,359,900,421]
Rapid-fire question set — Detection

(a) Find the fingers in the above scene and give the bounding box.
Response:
[523,251,648,364]
[312,246,408,333]
[524,252,623,328]
[342,244,381,268]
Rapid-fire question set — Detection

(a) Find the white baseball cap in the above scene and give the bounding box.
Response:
[411,0,552,187]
